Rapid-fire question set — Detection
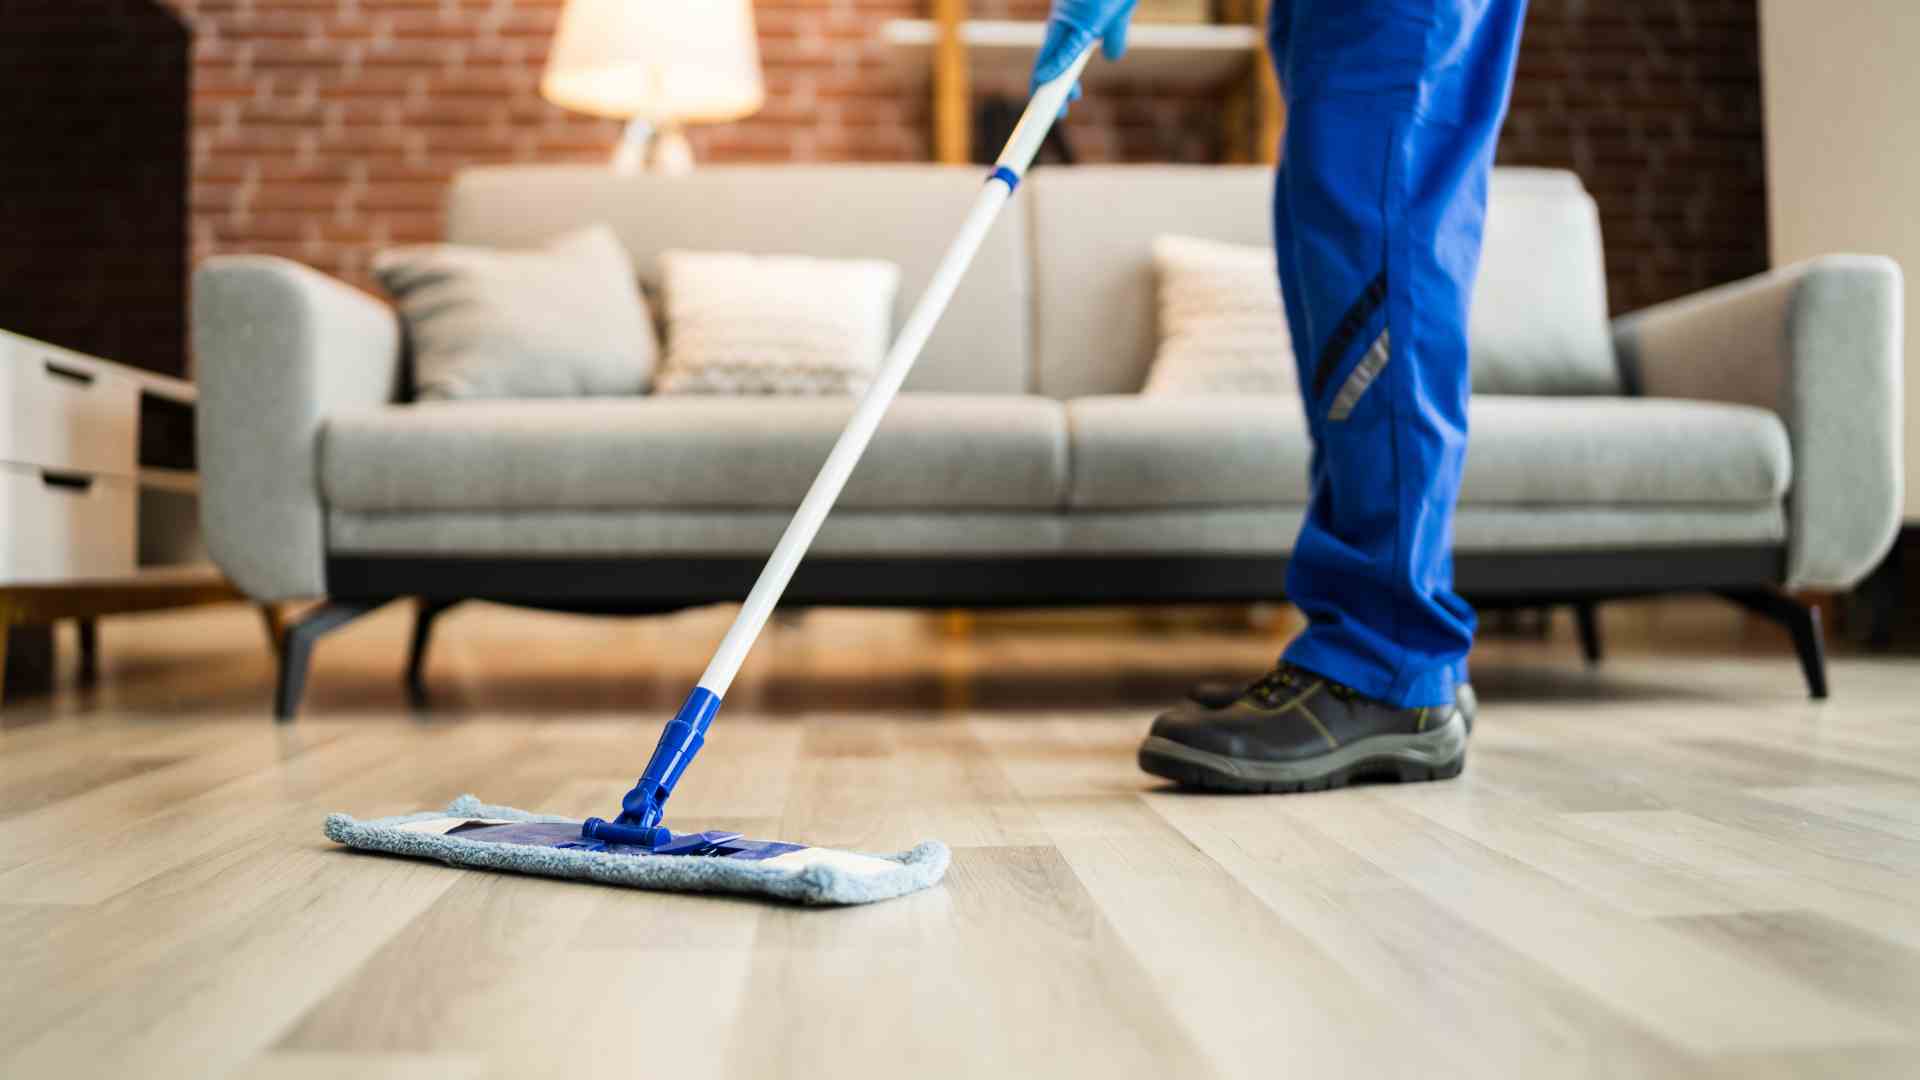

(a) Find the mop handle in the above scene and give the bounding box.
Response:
[587,47,1096,847]
[697,45,1095,697]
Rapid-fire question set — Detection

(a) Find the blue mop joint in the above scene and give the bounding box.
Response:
[579,687,722,850]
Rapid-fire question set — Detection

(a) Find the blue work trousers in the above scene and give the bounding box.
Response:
[1270,0,1528,706]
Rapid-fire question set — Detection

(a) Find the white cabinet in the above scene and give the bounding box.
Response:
[0,329,179,585]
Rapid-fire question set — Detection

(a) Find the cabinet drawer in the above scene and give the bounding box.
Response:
[0,342,139,477]
[0,463,135,583]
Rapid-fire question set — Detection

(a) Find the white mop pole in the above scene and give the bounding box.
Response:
[694,47,1095,697]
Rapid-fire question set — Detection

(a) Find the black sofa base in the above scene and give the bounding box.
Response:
[270,545,1822,719]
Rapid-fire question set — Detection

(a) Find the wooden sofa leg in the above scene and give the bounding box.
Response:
[405,598,460,706]
[1718,589,1829,700]
[276,600,388,722]
[1573,602,1603,666]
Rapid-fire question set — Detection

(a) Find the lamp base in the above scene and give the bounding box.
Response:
[612,119,695,176]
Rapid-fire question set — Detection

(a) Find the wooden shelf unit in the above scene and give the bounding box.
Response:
[0,327,245,704]
[886,2,1281,165]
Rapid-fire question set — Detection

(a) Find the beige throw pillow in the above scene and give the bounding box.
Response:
[374,224,657,400]
[1143,234,1298,396]
[655,250,901,396]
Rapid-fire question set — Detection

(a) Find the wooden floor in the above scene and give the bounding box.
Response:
[3,599,1919,1079]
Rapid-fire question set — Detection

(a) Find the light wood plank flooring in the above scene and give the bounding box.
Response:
[3,599,1919,1079]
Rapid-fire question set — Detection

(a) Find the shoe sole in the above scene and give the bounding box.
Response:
[1138,713,1468,793]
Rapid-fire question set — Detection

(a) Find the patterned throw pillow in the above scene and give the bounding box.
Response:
[374,224,657,401]
[655,250,901,396]
[1143,234,1298,396]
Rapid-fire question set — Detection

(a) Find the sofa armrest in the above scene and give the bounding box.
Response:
[193,256,402,601]
[1611,255,1903,590]
[1620,253,1904,588]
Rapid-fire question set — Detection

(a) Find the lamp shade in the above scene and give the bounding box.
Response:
[541,0,765,124]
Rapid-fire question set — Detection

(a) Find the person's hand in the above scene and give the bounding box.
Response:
[1030,0,1139,110]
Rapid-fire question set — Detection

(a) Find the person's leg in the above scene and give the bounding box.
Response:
[1274,0,1526,707]
[1139,0,1524,790]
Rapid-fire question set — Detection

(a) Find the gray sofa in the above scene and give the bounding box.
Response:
[192,165,1904,717]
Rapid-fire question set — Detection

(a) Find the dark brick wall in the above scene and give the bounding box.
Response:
[1500,0,1768,314]
[165,0,1766,314]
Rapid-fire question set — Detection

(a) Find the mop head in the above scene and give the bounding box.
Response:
[324,795,949,906]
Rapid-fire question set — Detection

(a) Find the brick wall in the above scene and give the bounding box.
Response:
[1501,0,1767,315]
[168,0,1766,314]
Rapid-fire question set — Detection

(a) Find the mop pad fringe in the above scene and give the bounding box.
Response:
[325,795,950,906]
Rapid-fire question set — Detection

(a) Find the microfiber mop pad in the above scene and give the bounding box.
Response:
[325,796,950,906]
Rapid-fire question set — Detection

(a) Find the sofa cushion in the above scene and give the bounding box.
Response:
[372,224,658,401]
[1463,397,1790,506]
[655,249,900,396]
[1067,395,1312,509]
[1143,234,1297,396]
[1059,506,1783,555]
[326,503,1787,560]
[328,509,1069,557]
[1066,394,1790,510]
[322,394,1067,513]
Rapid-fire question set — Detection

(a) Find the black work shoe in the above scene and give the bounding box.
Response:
[1188,675,1476,733]
[1145,664,1468,792]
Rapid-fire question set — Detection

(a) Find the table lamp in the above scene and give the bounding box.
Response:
[541,0,765,174]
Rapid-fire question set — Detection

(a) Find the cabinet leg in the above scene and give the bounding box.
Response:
[76,618,99,686]
[0,625,53,705]
[259,603,288,657]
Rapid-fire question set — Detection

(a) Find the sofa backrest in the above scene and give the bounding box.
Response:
[1470,168,1620,395]
[1026,165,1621,397]
[1028,166,1271,397]
[448,163,1620,400]
[447,165,1033,394]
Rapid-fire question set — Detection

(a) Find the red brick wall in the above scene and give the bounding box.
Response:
[168,0,1765,314]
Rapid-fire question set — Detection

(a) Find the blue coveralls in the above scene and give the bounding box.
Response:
[1269,0,1528,708]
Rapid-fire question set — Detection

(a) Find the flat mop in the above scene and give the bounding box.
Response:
[326,47,1098,906]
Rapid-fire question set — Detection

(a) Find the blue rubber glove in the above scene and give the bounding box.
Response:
[1030,0,1139,110]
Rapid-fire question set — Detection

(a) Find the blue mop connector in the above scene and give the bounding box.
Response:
[582,686,721,848]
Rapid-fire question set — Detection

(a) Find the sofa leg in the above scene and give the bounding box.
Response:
[1572,602,1603,666]
[1718,589,1829,700]
[405,598,460,706]
[276,600,388,722]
